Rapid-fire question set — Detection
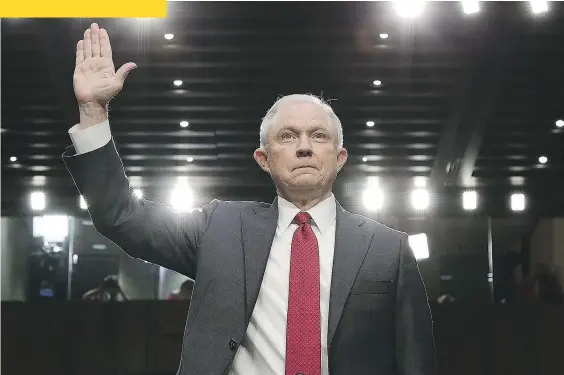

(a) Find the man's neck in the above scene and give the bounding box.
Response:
[278,189,332,211]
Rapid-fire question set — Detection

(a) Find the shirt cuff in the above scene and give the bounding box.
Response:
[68,120,112,155]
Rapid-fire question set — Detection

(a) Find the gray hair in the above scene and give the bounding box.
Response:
[259,94,344,148]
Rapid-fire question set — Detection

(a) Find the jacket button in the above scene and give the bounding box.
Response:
[228,339,237,351]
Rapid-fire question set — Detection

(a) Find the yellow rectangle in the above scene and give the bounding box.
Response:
[0,0,167,18]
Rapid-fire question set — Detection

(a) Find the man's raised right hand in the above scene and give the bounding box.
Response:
[74,23,137,126]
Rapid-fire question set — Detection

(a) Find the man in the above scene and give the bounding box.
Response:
[64,23,436,375]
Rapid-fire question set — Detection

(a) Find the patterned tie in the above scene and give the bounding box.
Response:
[285,212,321,375]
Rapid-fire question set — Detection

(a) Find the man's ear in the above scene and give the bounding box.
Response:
[336,147,348,173]
[254,147,270,173]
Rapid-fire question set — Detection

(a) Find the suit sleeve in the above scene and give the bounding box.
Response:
[62,138,220,279]
[395,233,437,375]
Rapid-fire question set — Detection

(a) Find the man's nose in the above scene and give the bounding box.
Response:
[296,137,313,158]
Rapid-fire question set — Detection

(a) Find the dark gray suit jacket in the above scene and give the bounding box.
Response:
[63,139,436,375]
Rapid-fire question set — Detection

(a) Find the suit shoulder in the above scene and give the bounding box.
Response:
[351,212,406,239]
[212,199,271,213]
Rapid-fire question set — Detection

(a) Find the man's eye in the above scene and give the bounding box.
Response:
[281,133,293,139]
[313,133,327,138]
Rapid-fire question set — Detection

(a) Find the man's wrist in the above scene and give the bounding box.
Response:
[78,102,108,127]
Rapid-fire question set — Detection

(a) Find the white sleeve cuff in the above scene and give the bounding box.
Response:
[68,120,112,155]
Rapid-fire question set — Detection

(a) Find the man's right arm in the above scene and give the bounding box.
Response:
[63,120,219,279]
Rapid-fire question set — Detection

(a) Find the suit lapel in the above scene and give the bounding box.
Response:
[241,198,279,325]
[328,203,374,348]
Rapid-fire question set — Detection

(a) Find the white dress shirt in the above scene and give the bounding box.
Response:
[68,121,336,375]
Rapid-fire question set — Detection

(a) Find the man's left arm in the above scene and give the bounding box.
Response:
[395,233,437,375]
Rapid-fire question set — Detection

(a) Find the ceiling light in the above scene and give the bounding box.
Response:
[556,119,564,128]
[173,80,183,87]
[373,80,382,86]
[164,33,174,40]
[462,190,477,210]
[510,193,525,212]
[411,188,429,210]
[538,155,548,164]
[366,121,375,127]
[530,0,548,14]
[393,0,427,18]
[10,156,17,162]
[363,187,384,211]
[30,191,45,211]
[180,121,189,128]
[133,189,143,198]
[186,157,194,162]
[461,0,480,15]
[362,157,368,162]
[79,195,88,210]
[379,33,389,39]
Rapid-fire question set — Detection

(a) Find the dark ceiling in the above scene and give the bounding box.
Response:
[1,1,563,217]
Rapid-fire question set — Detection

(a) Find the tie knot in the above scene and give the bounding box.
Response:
[294,212,311,226]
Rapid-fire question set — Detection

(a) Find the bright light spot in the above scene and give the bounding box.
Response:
[10,156,17,162]
[511,193,525,211]
[411,188,429,210]
[186,157,194,162]
[530,0,548,14]
[379,33,389,39]
[133,189,143,198]
[393,0,427,18]
[171,179,194,212]
[373,80,382,86]
[362,156,368,162]
[164,33,174,40]
[363,187,384,211]
[73,254,79,264]
[173,80,183,86]
[556,119,564,128]
[79,195,88,210]
[538,155,548,164]
[414,176,427,188]
[180,121,189,128]
[461,0,480,14]
[33,215,68,242]
[462,190,477,210]
[366,121,375,127]
[30,191,45,210]
[408,233,429,260]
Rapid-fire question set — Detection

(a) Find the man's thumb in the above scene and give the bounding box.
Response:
[116,62,137,83]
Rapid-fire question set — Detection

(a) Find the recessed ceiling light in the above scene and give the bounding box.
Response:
[362,156,368,162]
[164,33,174,40]
[366,121,375,127]
[379,33,389,39]
[373,80,382,86]
[9,156,17,162]
[538,155,548,164]
[556,119,564,128]
[173,80,183,87]
[186,157,194,162]
[180,121,189,128]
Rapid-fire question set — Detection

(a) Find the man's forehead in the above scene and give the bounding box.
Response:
[274,100,331,124]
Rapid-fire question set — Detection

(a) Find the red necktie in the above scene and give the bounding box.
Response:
[285,212,321,375]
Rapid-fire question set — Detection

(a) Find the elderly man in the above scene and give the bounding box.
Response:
[64,23,436,375]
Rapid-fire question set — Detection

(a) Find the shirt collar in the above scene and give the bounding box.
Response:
[277,193,336,235]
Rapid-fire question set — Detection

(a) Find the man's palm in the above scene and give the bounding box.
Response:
[74,24,136,107]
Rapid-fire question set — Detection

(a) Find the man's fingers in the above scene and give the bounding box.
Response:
[76,40,84,66]
[83,28,92,59]
[99,28,112,59]
[115,62,137,83]
[90,23,101,57]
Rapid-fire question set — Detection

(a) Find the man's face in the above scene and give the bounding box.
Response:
[254,100,347,195]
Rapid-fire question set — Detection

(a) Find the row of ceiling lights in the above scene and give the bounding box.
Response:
[27,183,528,214]
[392,0,550,18]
